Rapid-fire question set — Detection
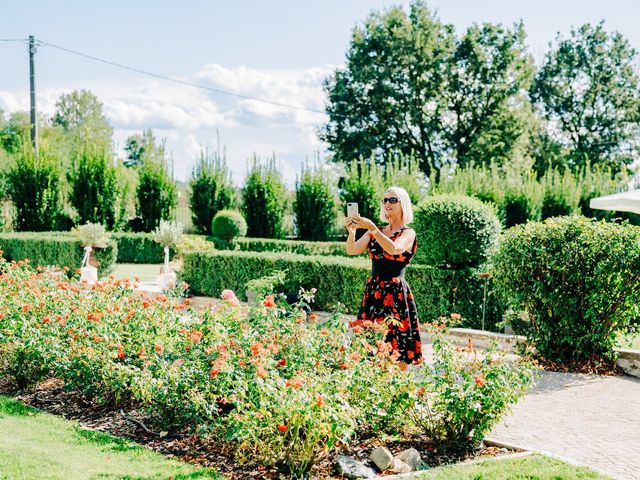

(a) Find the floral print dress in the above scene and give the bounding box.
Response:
[353,227,422,364]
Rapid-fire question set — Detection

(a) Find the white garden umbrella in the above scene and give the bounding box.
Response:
[589,190,640,214]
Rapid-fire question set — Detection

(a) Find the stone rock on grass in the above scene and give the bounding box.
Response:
[396,448,423,471]
[370,446,393,471]
[336,455,377,479]
[389,458,412,474]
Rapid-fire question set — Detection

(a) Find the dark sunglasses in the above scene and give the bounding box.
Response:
[382,197,399,204]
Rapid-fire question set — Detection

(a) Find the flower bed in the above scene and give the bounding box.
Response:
[0,254,534,477]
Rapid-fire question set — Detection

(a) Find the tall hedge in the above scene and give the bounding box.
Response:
[180,249,501,330]
[241,156,287,239]
[68,143,120,229]
[338,159,384,222]
[136,160,177,232]
[6,144,63,232]
[492,216,640,365]
[189,149,235,235]
[413,194,501,268]
[0,232,117,276]
[294,163,336,241]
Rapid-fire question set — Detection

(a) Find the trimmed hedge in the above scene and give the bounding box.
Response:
[180,250,501,330]
[234,237,353,257]
[111,232,166,264]
[0,232,118,276]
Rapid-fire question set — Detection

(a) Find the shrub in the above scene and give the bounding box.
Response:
[180,249,502,330]
[6,143,63,231]
[338,159,384,222]
[410,320,535,450]
[0,232,117,276]
[491,215,640,366]
[67,143,119,229]
[241,156,287,238]
[189,149,235,235]
[540,168,580,219]
[212,210,247,249]
[413,194,501,268]
[136,160,177,232]
[235,237,350,257]
[111,232,165,263]
[294,163,337,241]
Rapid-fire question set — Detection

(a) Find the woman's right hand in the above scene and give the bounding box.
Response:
[344,216,356,234]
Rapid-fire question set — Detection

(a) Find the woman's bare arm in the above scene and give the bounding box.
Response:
[346,230,371,255]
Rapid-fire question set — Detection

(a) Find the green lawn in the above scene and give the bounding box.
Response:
[111,263,163,283]
[416,453,610,479]
[0,395,220,480]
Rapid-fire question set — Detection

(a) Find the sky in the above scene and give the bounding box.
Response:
[2,0,640,186]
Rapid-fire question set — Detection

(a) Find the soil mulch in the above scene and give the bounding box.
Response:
[0,376,519,479]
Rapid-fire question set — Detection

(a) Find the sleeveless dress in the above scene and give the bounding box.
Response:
[352,227,422,364]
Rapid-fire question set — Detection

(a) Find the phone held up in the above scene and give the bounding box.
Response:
[347,202,359,217]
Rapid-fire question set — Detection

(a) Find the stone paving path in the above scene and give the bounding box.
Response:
[488,371,640,480]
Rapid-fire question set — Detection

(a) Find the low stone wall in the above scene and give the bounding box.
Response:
[440,328,640,379]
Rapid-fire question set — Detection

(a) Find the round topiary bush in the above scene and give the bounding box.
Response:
[212,210,247,248]
[413,194,501,267]
[491,215,640,367]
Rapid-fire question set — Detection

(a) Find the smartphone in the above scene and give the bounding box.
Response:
[347,202,359,217]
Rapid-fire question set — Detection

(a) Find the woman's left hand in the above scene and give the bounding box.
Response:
[351,214,377,231]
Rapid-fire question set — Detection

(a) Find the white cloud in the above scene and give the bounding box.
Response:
[0,62,339,186]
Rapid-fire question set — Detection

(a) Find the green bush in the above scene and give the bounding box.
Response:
[135,160,177,232]
[241,156,287,238]
[180,249,501,330]
[6,143,63,232]
[492,215,640,365]
[189,149,235,235]
[0,232,117,276]
[67,143,120,229]
[413,194,501,268]
[540,168,580,219]
[294,163,337,241]
[338,159,384,222]
[235,237,350,257]
[212,209,247,247]
[111,232,166,263]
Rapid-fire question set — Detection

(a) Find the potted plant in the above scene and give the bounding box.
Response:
[73,222,109,285]
[152,220,183,290]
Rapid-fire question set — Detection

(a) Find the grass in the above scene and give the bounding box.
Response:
[0,395,220,480]
[415,453,610,479]
[111,263,163,283]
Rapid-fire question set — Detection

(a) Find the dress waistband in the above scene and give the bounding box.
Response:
[371,259,406,280]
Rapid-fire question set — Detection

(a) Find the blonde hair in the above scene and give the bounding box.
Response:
[379,186,413,225]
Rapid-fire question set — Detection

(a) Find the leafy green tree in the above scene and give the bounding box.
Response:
[531,22,640,172]
[189,148,236,235]
[67,144,120,229]
[322,2,534,176]
[52,90,113,149]
[123,129,165,168]
[136,160,177,232]
[294,162,336,241]
[241,156,287,239]
[6,143,63,231]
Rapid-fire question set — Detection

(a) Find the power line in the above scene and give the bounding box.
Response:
[34,39,329,117]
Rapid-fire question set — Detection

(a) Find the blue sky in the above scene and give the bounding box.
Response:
[2,1,640,185]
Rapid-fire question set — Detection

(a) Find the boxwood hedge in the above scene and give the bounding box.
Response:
[180,249,500,330]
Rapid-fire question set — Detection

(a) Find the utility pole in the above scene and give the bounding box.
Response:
[29,35,38,154]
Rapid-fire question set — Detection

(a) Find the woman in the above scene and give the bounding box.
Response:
[344,186,422,364]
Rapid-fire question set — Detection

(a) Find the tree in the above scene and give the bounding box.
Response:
[6,143,63,231]
[531,22,640,172]
[52,90,113,149]
[321,2,534,176]
[294,162,336,241]
[123,129,165,168]
[136,159,177,232]
[189,147,236,235]
[67,144,120,229]
[241,156,287,239]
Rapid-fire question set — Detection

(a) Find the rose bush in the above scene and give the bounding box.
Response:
[0,252,534,476]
